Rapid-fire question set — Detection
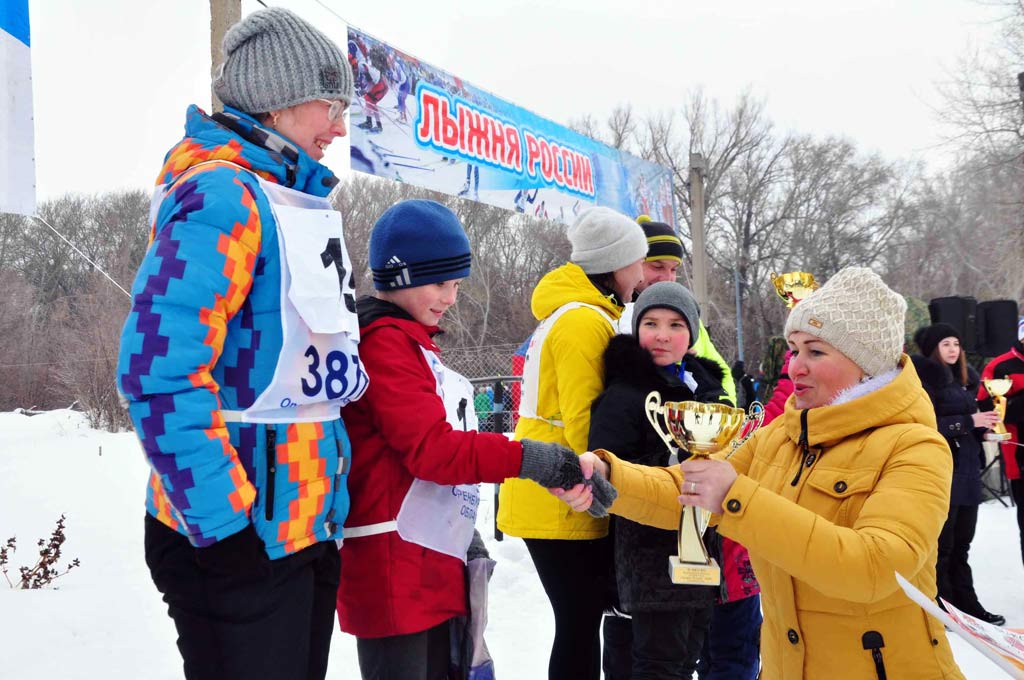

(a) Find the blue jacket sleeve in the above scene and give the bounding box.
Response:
[117,166,262,546]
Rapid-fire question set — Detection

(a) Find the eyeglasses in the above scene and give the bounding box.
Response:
[318,99,349,123]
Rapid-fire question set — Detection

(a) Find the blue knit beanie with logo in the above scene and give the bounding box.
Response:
[370,199,472,290]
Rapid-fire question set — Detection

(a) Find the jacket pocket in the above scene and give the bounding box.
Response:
[804,466,879,527]
[264,426,278,521]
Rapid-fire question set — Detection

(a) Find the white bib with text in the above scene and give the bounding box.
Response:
[151,161,368,424]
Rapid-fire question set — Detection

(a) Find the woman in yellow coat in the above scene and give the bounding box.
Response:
[497,206,646,680]
[560,267,966,680]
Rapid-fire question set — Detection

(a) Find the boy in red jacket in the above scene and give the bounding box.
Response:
[337,199,614,680]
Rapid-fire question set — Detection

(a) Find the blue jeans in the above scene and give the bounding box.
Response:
[697,594,762,680]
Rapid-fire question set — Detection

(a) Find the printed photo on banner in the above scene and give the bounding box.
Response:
[345,26,676,228]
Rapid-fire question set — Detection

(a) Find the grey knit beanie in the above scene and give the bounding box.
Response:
[633,281,700,347]
[213,8,354,115]
[784,266,906,377]
[567,207,648,274]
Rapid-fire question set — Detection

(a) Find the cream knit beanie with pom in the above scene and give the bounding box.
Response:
[784,266,906,377]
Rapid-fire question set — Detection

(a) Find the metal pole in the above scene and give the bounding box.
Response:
[689,153,709,312]
[210,0,241,113]
[733,267,745,363]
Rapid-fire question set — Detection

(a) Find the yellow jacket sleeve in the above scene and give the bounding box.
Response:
[598,449,684,531]
[548,307,616,453]
[717,429,952,604]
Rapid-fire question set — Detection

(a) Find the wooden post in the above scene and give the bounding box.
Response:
[210,0,241,113]
[689,153,709,312]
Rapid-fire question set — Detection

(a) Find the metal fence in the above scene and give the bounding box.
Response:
[443,343,524,434]
[467,376,521,434]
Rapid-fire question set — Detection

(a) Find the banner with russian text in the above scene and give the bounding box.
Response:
[0,0,35,216]
[347,27,676,228]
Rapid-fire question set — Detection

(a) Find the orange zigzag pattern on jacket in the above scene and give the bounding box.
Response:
[277,422,329,554]
[190,172,261,393]
[176,171,262,518]
[155,139,279,185]
[149,473,181,531]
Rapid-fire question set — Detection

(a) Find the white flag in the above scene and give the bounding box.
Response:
[0,0,35,216]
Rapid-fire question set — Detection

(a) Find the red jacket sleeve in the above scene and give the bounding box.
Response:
[359,326,523,484]
[763,355,793,425]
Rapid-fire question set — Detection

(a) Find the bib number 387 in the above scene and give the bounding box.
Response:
[301,345,351,400]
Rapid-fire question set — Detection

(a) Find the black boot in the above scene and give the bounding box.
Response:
[974,610,1006,626]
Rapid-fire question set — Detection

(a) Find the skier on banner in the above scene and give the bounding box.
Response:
[514,188,538,213]
[388,55,414,123]
[357,46,389,134]
[458,164,480,202]
[348,37,368,95]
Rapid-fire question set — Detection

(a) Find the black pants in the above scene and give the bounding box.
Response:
[144,515,339,680]
[936,503,985,614]
[356,620,452,680]
[603,605,713,680]
[524,537,612,680]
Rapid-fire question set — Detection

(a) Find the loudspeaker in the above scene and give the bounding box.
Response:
[976,299,1020,357]
[928,296,977,352]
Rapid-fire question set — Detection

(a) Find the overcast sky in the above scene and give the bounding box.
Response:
[29,0,1005,200]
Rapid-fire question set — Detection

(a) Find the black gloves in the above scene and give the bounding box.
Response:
[194,524,271,580]
[585,472,617,519]
[519,440,618,518]
[467,528,490,562]
[519,440,586,488]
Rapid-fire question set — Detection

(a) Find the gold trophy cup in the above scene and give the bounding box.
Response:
[645,392,764,585]
[770,271,819,308]
[983,378,1013,442]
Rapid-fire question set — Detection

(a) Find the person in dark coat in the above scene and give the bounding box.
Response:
[589,282,725,680]
[912,323,1005,626]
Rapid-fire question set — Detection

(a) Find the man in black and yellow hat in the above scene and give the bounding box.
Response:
[618,215,736,405]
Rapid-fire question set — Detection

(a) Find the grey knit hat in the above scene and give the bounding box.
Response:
[784,266,906,377]
[633,281,700,347]
[213,8,354,115]
[567,207,648,274]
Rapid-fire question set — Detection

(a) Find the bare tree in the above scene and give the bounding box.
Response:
[936,0,1024,169]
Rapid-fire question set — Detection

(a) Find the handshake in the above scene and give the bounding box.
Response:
[518,440,617,517]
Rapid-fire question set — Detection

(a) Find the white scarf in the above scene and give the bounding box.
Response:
[829,368,901,406]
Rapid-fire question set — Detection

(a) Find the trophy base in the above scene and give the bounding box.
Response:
[985,432,1012,442]
[668,556,721,586]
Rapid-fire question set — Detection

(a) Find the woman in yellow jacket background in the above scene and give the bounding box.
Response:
[497,206,646,680]
[562,267,966,680]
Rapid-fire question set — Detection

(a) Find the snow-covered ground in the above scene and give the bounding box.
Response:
[1,409,1021,678]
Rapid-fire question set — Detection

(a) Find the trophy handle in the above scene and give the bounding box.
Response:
[644,391,677,456]
[726,401,765,458]
[770,271,787,302]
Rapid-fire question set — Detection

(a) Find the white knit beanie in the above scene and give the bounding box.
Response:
[567,207,648,274]
[784,266,906,377]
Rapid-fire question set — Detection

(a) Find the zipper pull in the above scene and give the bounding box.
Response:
[791,410,811,486]
[861,631,887,680]
[265,428,277,522]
